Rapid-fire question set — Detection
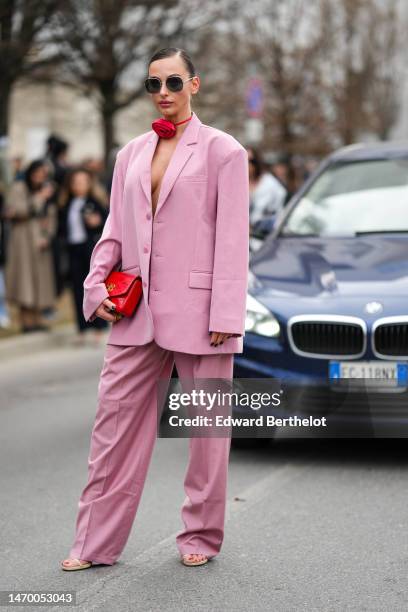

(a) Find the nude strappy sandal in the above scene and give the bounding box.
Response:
[180,553,209,566]
[61,558,92,571]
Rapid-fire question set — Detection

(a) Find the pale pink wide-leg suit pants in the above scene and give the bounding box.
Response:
[69,339,234,565]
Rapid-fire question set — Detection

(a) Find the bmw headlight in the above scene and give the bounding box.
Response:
[245,294,280,337]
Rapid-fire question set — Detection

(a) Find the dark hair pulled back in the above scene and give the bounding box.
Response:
[148,47,196,78]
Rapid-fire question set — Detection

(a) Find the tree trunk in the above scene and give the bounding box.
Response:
[100,81,117,165]
[0,79,11,139]
[102,109,114,165]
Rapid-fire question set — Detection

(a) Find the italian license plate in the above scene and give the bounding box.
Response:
[329,360,408,388]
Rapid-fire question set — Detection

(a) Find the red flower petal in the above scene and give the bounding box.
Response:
[152,118,176,139]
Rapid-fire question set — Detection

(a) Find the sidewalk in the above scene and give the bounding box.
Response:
[0,288,108,360]
[0,322,84,361]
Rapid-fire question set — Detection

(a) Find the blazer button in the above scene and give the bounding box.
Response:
[143,281,147,288]
[143,246,149,253]
[146,213,151,220]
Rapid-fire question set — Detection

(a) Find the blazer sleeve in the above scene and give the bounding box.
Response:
[209,147,250,336]
[83,151,125,323]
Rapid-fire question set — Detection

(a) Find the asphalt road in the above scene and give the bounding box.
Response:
[1,339,408,612]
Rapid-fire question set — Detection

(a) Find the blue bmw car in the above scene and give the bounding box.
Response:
[233,141,408,441]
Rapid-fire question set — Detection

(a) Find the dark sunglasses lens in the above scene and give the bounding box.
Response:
[166,76,183,92]
[145,78,161,93]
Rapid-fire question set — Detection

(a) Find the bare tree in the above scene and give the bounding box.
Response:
[46,0,222,161]
[0,0,61,140]
[364,0,402,140]
[194,1,335,155]
[218,0,335,155]
[200,0,404,155]
[253,0,333,155]
[189,24,249,136]
[321,0,402,145]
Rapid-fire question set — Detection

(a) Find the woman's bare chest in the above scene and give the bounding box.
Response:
[151,141,178,215]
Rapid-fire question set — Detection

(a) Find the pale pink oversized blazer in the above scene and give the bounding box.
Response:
[83,111,249,354]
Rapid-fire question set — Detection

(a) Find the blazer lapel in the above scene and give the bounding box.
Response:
[138,111,202,217]
[139,135,159,207]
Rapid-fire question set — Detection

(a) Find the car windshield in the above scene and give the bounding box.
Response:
[280,158,408,236]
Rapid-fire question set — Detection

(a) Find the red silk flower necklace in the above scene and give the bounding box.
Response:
[151,113,193,139]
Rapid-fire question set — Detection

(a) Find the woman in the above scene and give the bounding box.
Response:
[58,168,108,345]
[80,157,109,208]
[4,160,57,332]
[247,146,287,229]
[61,47,249,571]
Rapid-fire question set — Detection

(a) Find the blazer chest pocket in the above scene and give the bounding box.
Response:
[189,271,213,289]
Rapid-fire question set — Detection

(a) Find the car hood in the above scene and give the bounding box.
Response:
[249,235,408,298]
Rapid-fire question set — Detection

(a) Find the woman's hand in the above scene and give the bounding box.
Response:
[37,183,55,202]
[37,236,50,251]
[84,211,103,228]
[95,298,124,323]
[209,331,234,346]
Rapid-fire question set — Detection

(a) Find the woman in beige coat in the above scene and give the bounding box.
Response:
[4,160,57,332]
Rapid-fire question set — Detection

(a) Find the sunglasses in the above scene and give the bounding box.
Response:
[144,75,194,94]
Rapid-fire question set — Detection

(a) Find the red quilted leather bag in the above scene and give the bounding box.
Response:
[104,270,143,318]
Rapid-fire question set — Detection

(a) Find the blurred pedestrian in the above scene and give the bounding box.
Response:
[58,167,108,345]
[46,135,70,189]
[4,159,57,332]
[11,156,25,181]
[246,146,287,228]
[45,135,72,298]
[81,158,109,207]
[0,184,11,329]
